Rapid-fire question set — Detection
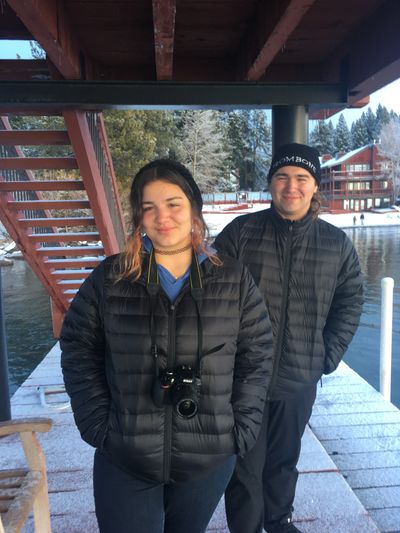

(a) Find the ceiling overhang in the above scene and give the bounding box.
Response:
[0,0,398,115]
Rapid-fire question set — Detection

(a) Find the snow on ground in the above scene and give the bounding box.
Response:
[203,205,400,237]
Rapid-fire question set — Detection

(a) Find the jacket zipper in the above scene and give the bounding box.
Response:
[267,222,293,398]
[149,279,205,483]
[163,302,176,483]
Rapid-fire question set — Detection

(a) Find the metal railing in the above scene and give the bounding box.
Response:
[86,113,126,249]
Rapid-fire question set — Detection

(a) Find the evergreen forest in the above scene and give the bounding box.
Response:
[7,106,400,196]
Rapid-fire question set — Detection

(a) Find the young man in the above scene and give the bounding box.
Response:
[215,143,364,533]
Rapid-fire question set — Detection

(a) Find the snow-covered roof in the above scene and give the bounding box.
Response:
[321,145,371,169]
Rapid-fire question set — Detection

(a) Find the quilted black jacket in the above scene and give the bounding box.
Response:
[60,253,273,483]
[214,204,364,399]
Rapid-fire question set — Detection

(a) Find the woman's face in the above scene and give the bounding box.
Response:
[141,179,193,251]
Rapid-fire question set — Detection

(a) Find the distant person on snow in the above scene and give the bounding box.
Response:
[215,143,364,533]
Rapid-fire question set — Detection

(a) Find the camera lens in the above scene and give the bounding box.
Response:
[176,398,198,419]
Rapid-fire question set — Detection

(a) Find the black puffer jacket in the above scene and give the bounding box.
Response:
[214,205,364,399]
[60,253,273,483]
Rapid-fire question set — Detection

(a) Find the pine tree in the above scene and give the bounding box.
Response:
[143,111,179,159]
[222,110,271,190]
[375,104,391,132]
[104,111,158,192]
[310,120,335,156]
[221,111,248,187]
[351,118,369,149]
[334,114,352,154]
[241,110,271,190]
[364,108,379,144]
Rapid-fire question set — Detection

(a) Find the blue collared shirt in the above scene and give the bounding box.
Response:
[142,236,208,302]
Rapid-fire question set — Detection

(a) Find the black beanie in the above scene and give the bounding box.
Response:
[267,143,321,185]
[133,159,203,211]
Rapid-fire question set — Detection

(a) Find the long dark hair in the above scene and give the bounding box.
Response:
[118,159,219,280]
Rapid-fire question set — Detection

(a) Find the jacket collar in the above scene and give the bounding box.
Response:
[270,202,314,234]
[138,249,216,287]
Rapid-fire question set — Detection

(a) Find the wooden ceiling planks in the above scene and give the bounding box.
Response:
[0,0,397,103]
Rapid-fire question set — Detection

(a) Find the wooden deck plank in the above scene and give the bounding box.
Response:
[310,363,400,532]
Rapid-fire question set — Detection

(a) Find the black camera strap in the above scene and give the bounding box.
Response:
[146,248,204,375]
[189,253,203,377]
[147,248,161,371]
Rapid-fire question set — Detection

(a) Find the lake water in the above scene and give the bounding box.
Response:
[1,225,399,407]
[342,226,400,405]
[1,259,54,396]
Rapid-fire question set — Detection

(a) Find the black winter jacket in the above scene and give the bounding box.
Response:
[214,204,364,399]
[60,253,273,483]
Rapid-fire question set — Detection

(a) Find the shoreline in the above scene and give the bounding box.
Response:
[203,206,400,235]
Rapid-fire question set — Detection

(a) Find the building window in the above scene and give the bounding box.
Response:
[382,181,388,189]
[347,163,370,172]
[375,198,381,207]
[367,198,373,208]
[343,199,350,210]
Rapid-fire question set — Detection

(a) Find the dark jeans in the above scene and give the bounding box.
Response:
[93,449,236,533]
[225,384,317,533]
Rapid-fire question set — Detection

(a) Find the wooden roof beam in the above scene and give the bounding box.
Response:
[325,0,400,105]
[244,0,317,81]
[152,0,176,80]
[6,0,82,79]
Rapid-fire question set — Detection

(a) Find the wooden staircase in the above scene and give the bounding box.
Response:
[0,112,126,337]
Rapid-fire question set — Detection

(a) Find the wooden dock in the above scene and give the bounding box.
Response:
[1,344,399,532]
[310,363,400,533]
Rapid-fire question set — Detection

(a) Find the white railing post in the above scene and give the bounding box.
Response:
[380,277,394,401]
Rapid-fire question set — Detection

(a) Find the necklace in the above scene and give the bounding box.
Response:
[153,243,192,255]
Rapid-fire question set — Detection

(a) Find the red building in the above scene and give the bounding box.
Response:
[320,144,394,213]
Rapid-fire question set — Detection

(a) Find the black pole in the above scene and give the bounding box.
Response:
[271,105,309,152]
[0,266,11,421]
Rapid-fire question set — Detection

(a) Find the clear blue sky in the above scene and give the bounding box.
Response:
[1,39,399,124]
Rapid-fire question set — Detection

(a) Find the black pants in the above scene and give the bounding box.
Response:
[225,385,317,533]
[93,450,236,533]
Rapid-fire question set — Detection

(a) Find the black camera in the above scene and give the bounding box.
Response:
[171,365,201,419]
[152,365,201,419]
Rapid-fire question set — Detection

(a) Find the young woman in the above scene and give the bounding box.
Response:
[60,159,274,533]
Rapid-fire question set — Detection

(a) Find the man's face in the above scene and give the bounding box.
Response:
[269,165,318,221]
